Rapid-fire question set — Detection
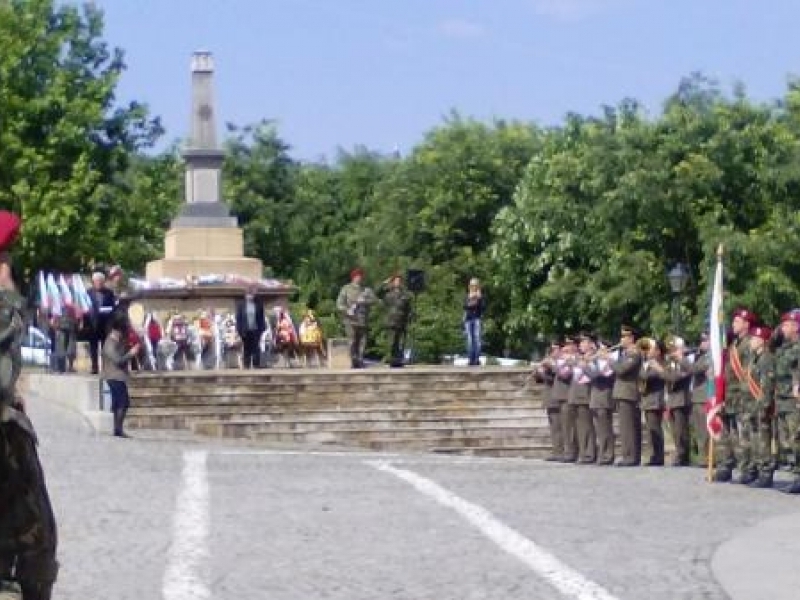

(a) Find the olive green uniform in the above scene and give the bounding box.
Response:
[586,359,615,465]
[663,357,692,466]
[336,282,377,368]
[737,348,776,484]
[640,359,666,465]
[773,339,800,481]
[0,288,58,599]
[551,358,574,461]
[537,359,562,460]
[611,348,642,466]
[377,283,413,367]
[568,361,595,463]
[689,352,710,466]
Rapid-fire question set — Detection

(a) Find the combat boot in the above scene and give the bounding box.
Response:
[736,471,758,485]
[713,468,732,483]
[749,472,774,489]
[783,476,800,494]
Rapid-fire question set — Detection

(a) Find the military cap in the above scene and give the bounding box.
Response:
[0,211,21,252]
[750,325,772,341]
[732,308,758,324]
[620,325,637,337]
[578,332,597,343]
[781,312,800,324]
[665,334,685,351]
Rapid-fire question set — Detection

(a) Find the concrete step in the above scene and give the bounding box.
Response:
[364,435,549,452]
[431,445,551,458]
[192,421,548,444]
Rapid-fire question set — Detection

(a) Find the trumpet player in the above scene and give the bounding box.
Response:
[662,336,693,467]
[557,337,579,462]
[537,341,564,461]
[568,334,597,464]
[639,338,667,466]
[585,339,616,465]
[611,325,643,467]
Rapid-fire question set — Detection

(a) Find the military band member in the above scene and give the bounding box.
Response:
[715,308,757,482]
[611,325,643,466]
[774,312,800,493]
[557,337,579,462]
[536,342,563,461]
[737,325,776,488]
[662,336,693,467]
[640,339,666,466]
[569,334,596,464]
[585,342,616,465]
[690,333,711,467]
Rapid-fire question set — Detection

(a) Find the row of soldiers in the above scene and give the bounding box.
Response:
[536,310,800,492]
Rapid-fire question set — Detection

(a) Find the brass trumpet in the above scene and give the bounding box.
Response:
[582,343,622,361]
[636,337,656,353]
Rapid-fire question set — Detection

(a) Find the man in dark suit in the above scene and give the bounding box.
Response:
[87,271,116,374]
[235,287,266,369]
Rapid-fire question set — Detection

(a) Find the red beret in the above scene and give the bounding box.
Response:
[0,211,21,252]
[350,268,364,279]
[732,308,758,324]
[781,312,800,324]
[750,326,772,341]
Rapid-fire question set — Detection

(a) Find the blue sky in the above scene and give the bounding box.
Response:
[97,0,800,161]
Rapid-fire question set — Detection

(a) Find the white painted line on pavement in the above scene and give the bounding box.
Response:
[370,460,618,600]
[216,449,402,458]
[163,450,211,600]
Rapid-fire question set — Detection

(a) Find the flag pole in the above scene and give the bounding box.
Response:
[706,243,724,483]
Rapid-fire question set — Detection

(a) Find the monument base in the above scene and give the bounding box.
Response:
[146,256,263,280]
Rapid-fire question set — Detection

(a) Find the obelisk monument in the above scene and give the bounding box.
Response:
[146,51,263,280]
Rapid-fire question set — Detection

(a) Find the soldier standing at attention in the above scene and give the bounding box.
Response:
[737,325,776,488]
[585,341,616,465]
[662,336,693,467]
[611,325,643,467]
[377,274,413,368]
[714,308,757,482]
[690,333,711,467]
[536,341,563,461]
[0,211,59,599]
[774,312,800,493]
[336,268,377,369]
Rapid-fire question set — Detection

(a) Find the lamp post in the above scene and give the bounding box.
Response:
[667,263,690,335]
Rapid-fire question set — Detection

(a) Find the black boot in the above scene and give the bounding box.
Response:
[736,471,758,485]
[783,476,800,494]
[713,468,732,483]
[20,581,54,600]
[749,472,774,489]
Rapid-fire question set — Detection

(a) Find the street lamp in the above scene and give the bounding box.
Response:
[667,263,690,334]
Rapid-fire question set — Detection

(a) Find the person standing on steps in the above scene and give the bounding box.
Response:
[336,268,377,369]
[102,313,140,438]
[463,278,486,366]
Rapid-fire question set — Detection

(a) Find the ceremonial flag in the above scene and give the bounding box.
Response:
[72,274,92,314]
[37,272,49,311]
[705,247,726,440]
[58,274,74,309]
[45,273,63,317]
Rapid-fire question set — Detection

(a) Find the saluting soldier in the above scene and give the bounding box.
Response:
[585,341,616,465]
[737,325,777,488]
[556,337,578,462]
[689,333,711,467]
[715,308,757,482]
[662,336,693,467]
[611,325,643,466]
[774,312,800,493]
[536,341,563,461]
[640,339,666,466]
[569,334,596,464]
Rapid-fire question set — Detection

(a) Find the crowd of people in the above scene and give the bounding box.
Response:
[535,308,800,492]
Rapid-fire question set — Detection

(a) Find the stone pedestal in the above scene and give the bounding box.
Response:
[146,226,263,280]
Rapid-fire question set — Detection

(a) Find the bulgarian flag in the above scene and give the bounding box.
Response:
[704,246,726,440]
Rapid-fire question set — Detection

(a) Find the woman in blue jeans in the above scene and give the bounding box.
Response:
[463,278,486,366]
[102,313,141,438]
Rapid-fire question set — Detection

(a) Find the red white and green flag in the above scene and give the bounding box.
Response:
[705,247,726,440]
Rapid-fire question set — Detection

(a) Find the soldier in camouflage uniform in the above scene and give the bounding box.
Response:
[377,274,413,367]
[714,308,756,482]
[774,312,800,493]
[336,268,377,369]
[736,325,777,488]
[0,212,58,599]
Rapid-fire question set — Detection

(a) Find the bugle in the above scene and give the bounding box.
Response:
[582,343,622,361]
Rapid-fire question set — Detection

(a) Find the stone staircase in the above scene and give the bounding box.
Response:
[126,368,550,457]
